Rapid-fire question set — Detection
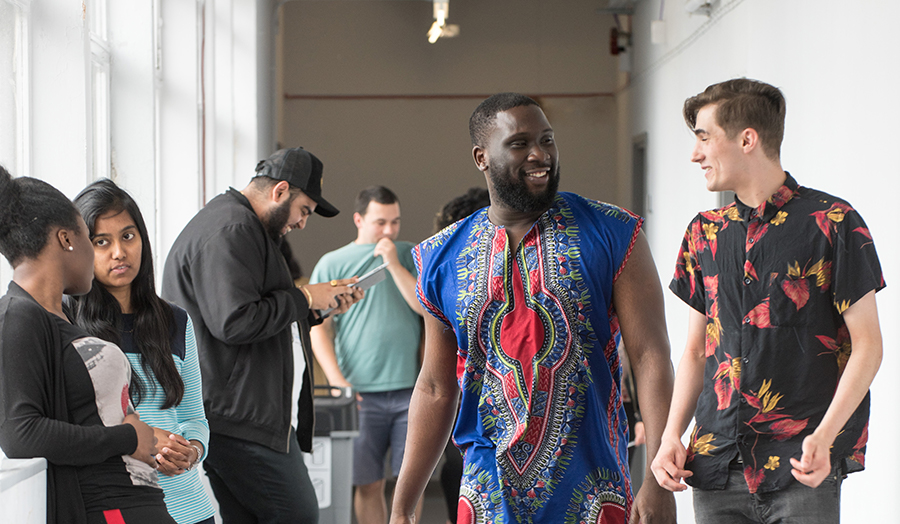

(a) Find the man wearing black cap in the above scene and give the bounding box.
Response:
[162,147,363,524]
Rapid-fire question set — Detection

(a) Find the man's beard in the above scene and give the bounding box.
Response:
[263,198,292,241]
[489,164,560,213]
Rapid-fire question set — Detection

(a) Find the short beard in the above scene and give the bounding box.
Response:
[490,165,560,213]
[263,198,292,241]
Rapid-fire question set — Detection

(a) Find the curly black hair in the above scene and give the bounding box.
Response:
[0,165,82,267]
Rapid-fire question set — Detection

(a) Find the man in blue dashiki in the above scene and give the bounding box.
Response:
[390,93,677,524]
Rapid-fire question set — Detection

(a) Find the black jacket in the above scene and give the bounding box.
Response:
[161,189,317,453]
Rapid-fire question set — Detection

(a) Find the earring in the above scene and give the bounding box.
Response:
[67,246,74,251]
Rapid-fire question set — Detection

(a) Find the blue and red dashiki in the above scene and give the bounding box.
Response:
[414,192,643,524]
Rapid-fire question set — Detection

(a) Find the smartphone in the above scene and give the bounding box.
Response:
[317,262,389,318]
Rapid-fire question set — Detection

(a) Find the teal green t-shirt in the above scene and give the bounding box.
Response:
[310,241,422,392]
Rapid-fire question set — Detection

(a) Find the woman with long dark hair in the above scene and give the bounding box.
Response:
[0,166,175,524]
[69,178,215,524]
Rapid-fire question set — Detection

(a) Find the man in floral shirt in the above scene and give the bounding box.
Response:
[651,79,884,523]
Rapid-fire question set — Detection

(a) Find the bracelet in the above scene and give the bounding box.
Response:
[299,285,313,307]
[186,443,203,470]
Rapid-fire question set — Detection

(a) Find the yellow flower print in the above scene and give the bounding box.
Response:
[826,208,845,223]
[691,428,719,457]
[787,261,802,279]
[770,211,788,226]
[758,379,784,414]
[731,357,741,388]
[724,207,742,221]
[764,456,780,470]
[702,223,719,241]
[835,299,851,314]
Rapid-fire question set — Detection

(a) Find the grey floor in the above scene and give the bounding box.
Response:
[350,480,449,524]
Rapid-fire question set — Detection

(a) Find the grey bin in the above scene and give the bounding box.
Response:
[305,385,359,524]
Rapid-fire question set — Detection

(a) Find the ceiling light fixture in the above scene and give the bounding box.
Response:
[428,1,459,44]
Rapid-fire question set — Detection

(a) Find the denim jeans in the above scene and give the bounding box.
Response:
[693,462,842,524]
[203,428,319,524]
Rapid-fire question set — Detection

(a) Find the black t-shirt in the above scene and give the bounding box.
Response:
[0,285,165,514]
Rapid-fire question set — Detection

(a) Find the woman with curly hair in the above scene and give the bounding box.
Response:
[0,166,174,524]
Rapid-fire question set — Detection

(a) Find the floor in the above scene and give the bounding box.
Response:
[361,480,449,524]
[420,481,452,524]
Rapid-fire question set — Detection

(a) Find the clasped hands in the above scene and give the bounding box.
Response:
[124,412,200,476]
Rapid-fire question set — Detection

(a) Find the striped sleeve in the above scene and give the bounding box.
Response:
[173,315,209,460]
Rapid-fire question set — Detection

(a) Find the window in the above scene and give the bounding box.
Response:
[89,0,110,180]
[0,0,30,178]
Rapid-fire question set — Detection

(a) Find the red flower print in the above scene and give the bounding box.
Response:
[746,298,772,328]
[744,466,766,493]
[744,261,758,282]
[780,278,810,310]
[746,223,769,251]
[769,418,808,441]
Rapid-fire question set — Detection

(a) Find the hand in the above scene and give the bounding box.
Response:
[123,413,158,468]
[152,427,195,476]
[650,433,692,492]
[373,238,399,267]
[331,286,365,316]
[790,432,832,488]
[633,421,646,447]
[305,278,358,310]
[629,480,677,524]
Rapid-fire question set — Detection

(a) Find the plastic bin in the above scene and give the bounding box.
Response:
[305,386,359,524]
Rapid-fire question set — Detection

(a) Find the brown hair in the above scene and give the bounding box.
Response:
[355,185,399,215]
[683,78,786,160]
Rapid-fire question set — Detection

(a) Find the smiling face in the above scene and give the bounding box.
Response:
[264,189,317,240]
[475,104,560,214]
[691,104,747,193]
[355,201,401,244]
[91,209,142,300]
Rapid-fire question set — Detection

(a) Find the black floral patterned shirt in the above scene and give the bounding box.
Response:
[669,173,885,493]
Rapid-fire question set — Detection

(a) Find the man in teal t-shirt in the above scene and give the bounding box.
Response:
[310,186,423,524]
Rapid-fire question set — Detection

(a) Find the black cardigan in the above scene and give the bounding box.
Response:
[0,282,137,523]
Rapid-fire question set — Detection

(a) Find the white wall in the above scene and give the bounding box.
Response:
[622,0,899,520]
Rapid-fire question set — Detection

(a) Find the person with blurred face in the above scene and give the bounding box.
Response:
[309,185,424,524]
[70,179,216,524]
[0,166,174,524]
[390,93,677,524]
[652,78,884,524]
[162,148,363,524]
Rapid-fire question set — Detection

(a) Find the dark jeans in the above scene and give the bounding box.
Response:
[693,462,843,524]
[204,429,319,524]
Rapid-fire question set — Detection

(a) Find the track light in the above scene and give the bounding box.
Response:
[428,1,459,44]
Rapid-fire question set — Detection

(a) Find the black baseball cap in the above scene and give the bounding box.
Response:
[254,147,339,217]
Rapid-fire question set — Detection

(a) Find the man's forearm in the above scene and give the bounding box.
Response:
[391,380,458,521]
[631,347,675,471]
[814,292,882,444]
[660,349,705,442]
[309,322,350,386]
